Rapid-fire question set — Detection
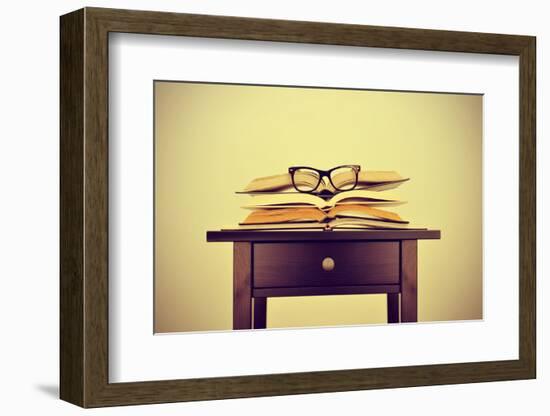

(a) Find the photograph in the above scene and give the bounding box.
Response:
[55,6,536,409]
[154,80,482,333]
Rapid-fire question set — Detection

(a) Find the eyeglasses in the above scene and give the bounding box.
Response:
[288,165,361,193]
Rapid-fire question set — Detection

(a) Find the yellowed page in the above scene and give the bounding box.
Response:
[328,204,405,222]
[241,207,327,224]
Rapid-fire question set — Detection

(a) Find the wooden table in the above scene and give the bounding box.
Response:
[207,230,440,329]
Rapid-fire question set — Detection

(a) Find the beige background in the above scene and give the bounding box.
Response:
[154,81,482,333]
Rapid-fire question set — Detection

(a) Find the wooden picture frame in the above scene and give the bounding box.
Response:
[60,7,536,408]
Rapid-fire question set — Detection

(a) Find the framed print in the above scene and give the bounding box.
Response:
[60,7,536,407]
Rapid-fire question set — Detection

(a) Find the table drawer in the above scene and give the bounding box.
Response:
[253,241,399,288]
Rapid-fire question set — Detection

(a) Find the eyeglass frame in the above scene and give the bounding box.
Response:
[287,165,361,193]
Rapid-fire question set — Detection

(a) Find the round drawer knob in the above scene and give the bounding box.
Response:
[322,257,335,271]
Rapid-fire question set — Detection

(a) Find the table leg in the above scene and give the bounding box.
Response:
[400,240,418,323]
[387,293,399,323]
[253,297,267,329]
[233,242,252,330]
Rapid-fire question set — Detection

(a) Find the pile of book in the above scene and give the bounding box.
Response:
[227,169,415,231]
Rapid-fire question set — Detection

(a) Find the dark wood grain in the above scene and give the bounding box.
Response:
[100,359,532,406]
[60,7,111,407]
[60,8,84,406]
[400,240,418,323]
[208,229,440,242]
[60,6,536,408]
[84,6,110,406]
[253,297,267,329]
[85,7,533,55]
[254,242,399,288]
[253,285,400,298]
[387,293,399,323]
[518,37,537,377]
[233,242,252,330]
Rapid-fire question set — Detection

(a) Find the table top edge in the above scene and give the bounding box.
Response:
[206,229,441,242]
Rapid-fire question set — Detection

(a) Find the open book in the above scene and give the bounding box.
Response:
[242,189,404,210]
[225,218,421,231]
[241,204,406,225]
[241,170,409,194]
